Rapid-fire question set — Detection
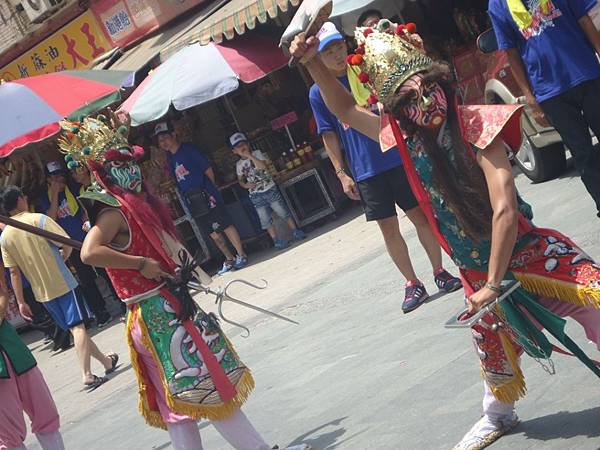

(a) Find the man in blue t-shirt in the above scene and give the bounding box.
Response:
[489,0,600,217]
[155,122,248,275]
[39,161,111,327]
[308,22,461,313]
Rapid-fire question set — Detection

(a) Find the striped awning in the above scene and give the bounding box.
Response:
[164,0,300,53]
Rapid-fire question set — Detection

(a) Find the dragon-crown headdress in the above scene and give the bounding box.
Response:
[57,115,139,169]
[347,19,434,106]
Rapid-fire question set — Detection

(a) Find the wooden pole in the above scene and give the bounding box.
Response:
[0,214,83,250]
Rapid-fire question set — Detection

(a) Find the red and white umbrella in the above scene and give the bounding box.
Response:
[119,34,288,126]
[0,70,133,156]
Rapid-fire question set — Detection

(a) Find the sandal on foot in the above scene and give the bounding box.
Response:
[83,375,108,392]
[105,353,119,375]
[453,413,519,450]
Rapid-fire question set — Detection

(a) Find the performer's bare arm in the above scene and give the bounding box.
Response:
[291,34,380,140]
[468,137,519,312]
[81,208,169,280]
[9,266,32,320]
[322,131,360,200]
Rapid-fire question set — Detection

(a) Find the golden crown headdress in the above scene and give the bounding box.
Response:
[58,115,131,169]
[348,20,434,106]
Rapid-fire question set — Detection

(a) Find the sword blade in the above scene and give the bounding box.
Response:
[187,281,299,325]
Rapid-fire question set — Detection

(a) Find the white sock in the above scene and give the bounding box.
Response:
[482,381,515,420]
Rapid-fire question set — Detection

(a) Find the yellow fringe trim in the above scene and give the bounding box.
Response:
[514,272,600,309]
[126,307,168,430]
[131,307,255,429]
[482,331,527,403]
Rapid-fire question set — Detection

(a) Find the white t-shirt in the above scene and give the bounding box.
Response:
[236,150,276,194]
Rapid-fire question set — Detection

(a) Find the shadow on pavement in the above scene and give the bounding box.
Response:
[284,417,353,449]
[424,290,455,305]
[519,406,600,441]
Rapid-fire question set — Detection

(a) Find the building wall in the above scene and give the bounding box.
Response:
[0,2,30,55]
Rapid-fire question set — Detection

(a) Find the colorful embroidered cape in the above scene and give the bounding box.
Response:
[82,186,253,429]
[384,103,600,402]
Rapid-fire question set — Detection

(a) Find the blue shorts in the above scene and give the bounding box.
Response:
[43,290,92,331]
[250,186,291,230]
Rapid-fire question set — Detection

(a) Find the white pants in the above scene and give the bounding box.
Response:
[167,409,270,450]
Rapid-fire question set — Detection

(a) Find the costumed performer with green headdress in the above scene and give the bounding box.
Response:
[57,114,311,450]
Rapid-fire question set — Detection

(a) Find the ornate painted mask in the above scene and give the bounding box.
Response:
[399,74,448,129]
[106,158,142,193]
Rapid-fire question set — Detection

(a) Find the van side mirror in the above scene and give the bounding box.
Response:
[477,29,498,54]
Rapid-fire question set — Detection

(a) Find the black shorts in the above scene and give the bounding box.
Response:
[357,166,419,221]
[195,204,234,234]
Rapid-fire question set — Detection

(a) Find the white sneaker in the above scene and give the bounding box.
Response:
[453,413,519,450]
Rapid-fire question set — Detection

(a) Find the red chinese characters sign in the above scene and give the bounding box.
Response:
[0,11,111,80]
[91,0,207,48]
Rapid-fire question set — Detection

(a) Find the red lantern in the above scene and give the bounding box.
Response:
[346,54,355,64]
[358,72,370,83]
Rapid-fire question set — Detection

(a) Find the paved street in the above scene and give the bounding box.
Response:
[22,166,600,450]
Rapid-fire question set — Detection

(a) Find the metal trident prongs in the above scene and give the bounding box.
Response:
[187,279,299,337]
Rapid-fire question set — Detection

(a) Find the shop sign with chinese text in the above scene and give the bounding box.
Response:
[91,0,207,48]
[0,11,110,81]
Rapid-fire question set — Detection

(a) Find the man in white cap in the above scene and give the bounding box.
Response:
[308,22,462,313]
[230,131,306,249]
[155,121,248,274]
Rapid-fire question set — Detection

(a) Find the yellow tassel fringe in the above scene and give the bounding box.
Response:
[514,272,600,309]
[483,331,527,404]
[128,307,254,429]
[126,307,167,429]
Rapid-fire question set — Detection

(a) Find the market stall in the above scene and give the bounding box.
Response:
[129,62,343,261]
[118,26,349,264]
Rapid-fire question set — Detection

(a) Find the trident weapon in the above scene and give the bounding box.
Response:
[188,279,299,337]
[0,214,298,335]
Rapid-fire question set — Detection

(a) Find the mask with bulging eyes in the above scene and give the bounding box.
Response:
[399,74,448,129]
[106,159,142,193]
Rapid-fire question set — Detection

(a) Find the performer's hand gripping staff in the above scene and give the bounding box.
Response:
[0,215,298,336]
